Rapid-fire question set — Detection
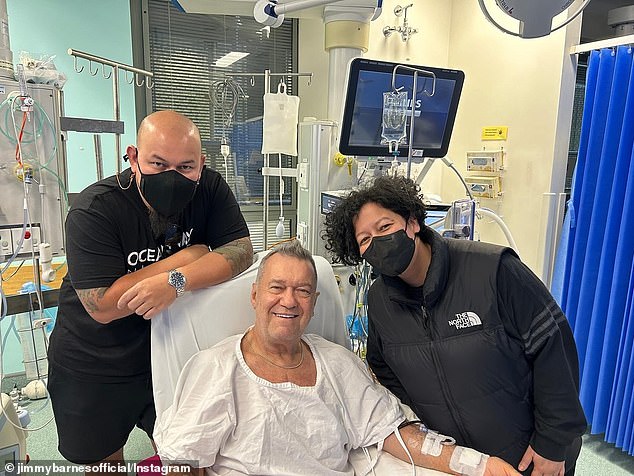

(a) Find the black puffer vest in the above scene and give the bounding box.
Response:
[367,234,533,465]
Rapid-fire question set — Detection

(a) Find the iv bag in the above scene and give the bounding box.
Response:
[262,82,300,156]
[381,90,408,149]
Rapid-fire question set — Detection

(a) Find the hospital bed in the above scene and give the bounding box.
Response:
[151,251,448,475]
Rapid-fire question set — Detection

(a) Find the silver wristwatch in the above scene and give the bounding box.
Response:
[167,269,187,297]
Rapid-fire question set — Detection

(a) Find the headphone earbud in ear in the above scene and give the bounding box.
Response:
[123,147,139,162]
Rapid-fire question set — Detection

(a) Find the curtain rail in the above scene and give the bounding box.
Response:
[570,33,634,55]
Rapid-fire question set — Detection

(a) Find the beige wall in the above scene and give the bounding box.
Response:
[297,0,582,273]
[367,0,452,66]
[444,0,581,271]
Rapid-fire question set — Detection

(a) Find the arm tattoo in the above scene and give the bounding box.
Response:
[214,236,254,277]
[76,287,108,314]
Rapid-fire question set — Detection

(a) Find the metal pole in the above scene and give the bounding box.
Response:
[56,89,70,193]
[407,71,417,180]
[113,65,121,174]
[32,256,44,379]
[68,48,154,77]
[391,65,436,179]
[69,49,154,174]
[223,70,312,251]
[225,71,312,80]
[263,69,270,250]
[94,135,104,180]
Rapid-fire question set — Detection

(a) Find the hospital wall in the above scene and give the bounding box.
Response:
[7,0,137,193]
[300,0,581,273]
[444,0,581,273]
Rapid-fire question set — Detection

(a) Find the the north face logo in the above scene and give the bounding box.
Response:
[448,311,482,329]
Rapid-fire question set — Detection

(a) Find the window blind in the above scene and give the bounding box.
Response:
[142,0,297,250]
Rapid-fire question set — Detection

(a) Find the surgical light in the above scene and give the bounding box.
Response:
[478,0,592,39]
[253,0,382,28]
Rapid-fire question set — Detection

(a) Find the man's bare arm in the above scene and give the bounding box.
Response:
[79,236,253,324]
[75,244,210,324]
[214,236,254,277]
[116,236,254,319]
[76,288,108,315]
[173,236,253,292]
[383,425,521,476]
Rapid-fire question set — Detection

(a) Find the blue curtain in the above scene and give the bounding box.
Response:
[553,46,634,453]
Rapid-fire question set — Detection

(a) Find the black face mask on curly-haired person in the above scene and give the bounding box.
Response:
[362,227,415,277]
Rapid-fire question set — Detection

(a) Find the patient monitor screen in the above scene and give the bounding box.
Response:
[339,59,464,159]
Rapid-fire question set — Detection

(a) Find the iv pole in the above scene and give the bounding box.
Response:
[225,70,312,250]
[68,48,154,175]
[391,64,435,179]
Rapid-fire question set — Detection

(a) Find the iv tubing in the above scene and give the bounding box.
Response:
[477,207,519,253]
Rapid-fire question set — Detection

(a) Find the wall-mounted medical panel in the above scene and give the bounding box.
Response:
[466,149,504,173]
[464,175,502,199]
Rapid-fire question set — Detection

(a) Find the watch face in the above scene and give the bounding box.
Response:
[169,271,186,289]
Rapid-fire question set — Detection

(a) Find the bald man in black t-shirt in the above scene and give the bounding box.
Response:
[48,111,253,471]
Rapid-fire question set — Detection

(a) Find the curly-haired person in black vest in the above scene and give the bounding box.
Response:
[323,175,586,476]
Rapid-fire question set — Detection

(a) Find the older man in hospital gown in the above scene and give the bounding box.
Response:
[154,241,520,476]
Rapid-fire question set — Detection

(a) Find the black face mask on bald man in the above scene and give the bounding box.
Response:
[137,163,199,217]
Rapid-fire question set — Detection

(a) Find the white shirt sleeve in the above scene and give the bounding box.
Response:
[153,345,237,468]
[314,336,404,450]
